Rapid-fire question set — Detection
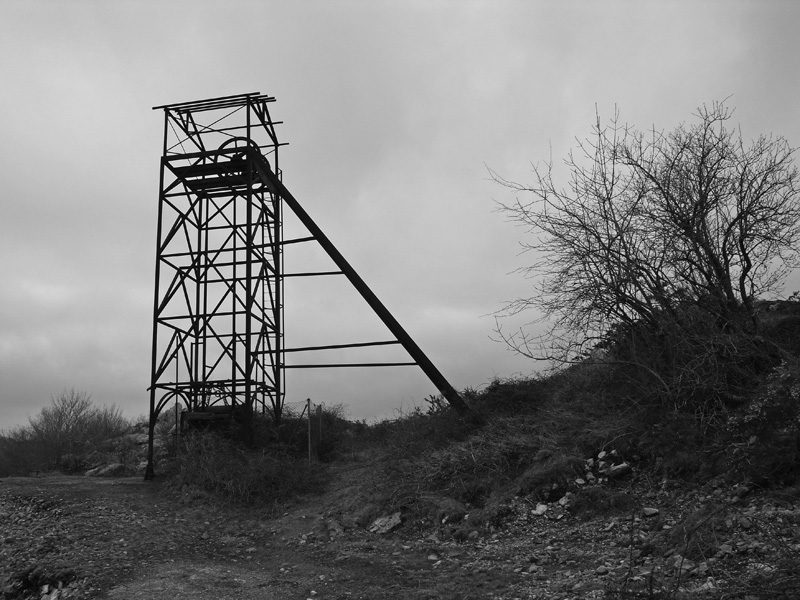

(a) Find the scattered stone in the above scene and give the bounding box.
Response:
[718,543,733,555]
[699,577,717,590]
[369,512,403,534]
[608,462,632,478]
[4,439,797,600]
[672,555,695,574]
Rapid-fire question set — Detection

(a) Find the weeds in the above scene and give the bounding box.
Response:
[569,486,636,518]
[727,359,800,486]
[172,432,328,506]
[367,368,644,521]
[0,390,129,476]
[607,498,800,600]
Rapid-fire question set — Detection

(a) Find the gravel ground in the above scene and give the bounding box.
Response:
[1,470,799,600]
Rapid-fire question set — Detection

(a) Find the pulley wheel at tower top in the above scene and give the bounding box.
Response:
[215,137,271,171]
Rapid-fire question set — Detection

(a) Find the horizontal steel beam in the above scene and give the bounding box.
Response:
[285,362,417,369]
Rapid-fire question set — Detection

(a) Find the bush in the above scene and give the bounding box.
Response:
[727,359,800,486]
[0,390,129,476]
[309,403,357,462]
[369,370,643,519]
[655,502,730,562]
[603,309,784,416]
[466,378,549,414]
[173,432,328,506]
[363,400,481,459]
[759,298,800,355]
[0,426,37,477]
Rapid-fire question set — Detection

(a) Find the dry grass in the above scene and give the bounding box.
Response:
[172,432,328,506]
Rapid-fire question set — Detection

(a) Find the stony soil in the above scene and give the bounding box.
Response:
[1,464,799,600]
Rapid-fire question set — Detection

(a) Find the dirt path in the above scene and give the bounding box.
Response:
[0,468,508,600]
[3,469,798,599]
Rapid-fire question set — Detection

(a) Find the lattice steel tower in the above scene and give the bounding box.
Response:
[146,93,466,479]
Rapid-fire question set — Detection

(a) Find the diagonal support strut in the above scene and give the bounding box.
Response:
[252,155,469,414]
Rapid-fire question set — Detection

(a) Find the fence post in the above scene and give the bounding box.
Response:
[317,404,323,451]
[174,400,180,457]
[307,398,312,464]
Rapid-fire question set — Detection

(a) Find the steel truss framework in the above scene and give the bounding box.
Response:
[146,93,466,479]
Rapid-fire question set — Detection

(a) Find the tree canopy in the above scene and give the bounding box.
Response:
[495,102,800,364]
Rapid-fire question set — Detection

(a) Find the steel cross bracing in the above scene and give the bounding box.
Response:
[146,93,466,479]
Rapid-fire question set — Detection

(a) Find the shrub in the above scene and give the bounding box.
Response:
[0,426,37,477]
[655,502,730,562]
[727,359,800,486]
[760,298,800,355]
[0,390,129,476]
[364,401,481,460]
[515,455,585,501]
[603,310,784,417]
[466,378,548,414]
[27,390,129,469]
[311,403,358,462]
[172,432,328,506]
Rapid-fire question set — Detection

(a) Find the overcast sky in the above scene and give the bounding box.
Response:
[2,1,799,429]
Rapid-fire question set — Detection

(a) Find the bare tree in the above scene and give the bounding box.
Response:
[493,102,800,368]
[26,389,128,469]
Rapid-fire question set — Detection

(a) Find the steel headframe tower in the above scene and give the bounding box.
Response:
[146,92,467,480]
[146,93,283,479]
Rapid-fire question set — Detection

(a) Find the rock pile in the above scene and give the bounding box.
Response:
[82,423,166,478]
[575,449,632,487]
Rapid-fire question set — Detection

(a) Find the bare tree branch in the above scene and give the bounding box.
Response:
[493,101,800,374]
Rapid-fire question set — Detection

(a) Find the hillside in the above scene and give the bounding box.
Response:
[1,301,800,599]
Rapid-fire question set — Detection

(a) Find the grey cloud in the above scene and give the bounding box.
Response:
[2,1,799,427]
